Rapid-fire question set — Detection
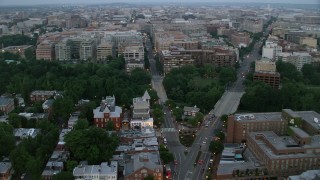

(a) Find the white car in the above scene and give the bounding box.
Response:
[203,141,206,144]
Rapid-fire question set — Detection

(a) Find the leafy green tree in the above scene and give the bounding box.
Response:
[66,160,78,172]
[73,119,89,130]
[65,127,119,164]
[219,67,237,86]
[216,131,225,141]
[10,146,30,175]
[159,145,174,164]
[0,123,15,157]
[209,140,224,154]
[173,107,183,121]
[52,172,74,180]
[106,121,115,131]
[52,97,74,124]
[152,108,164,127]
[24,48,35,60]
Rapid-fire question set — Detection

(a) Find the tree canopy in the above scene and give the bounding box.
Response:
[163,65,233,112]
[240,61,320,113]
[64,127,119,164]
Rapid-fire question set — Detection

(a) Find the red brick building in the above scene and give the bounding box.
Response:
[93,96,122,130]
[253,72,281,89]
[30,90,56,102]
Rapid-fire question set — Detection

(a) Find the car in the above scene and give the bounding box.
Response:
[21,173,26,179]
[174,160,178,165]
[203,141,206,144]
[198,160,204,165]
[205,124,209,127]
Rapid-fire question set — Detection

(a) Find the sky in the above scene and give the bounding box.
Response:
[0,0,319,6]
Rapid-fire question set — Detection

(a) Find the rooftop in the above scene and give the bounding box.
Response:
[73,161,118,176]
[234,112,282,122]
[0,162,11,174]
[0,97,14,106]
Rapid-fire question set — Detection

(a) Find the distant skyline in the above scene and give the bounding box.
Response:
[0,0,319,6]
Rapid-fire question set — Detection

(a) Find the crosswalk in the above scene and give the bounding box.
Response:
[161,128,176,132]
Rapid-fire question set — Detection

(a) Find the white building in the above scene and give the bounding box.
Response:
[122,45,144,61]
[262,41,282,60]
[73,161,118,180]
[130,117,154,128]
[287,52,312,71]
[132,90,150,119]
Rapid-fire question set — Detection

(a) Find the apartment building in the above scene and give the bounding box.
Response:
[93,96,122,130]
[122,45,144,61]
[160,47,195,74]
[55,39,72,61]
[262,40,282,60]
[241,18,263,33]
[253,59,280,89]
[36,41,55,61]
[230,32,251,47]
[79,39,96,61]
[73,161,118,180]
[287,52,312,71]
[96,40,113,61]
[0,97,14,114]
[299,37,317,49]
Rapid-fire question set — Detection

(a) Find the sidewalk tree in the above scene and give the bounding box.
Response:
[209,140,224,154]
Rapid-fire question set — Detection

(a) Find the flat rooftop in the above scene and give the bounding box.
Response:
[248,131,320,159]
[296,111,320,132]
[234,112,282,122]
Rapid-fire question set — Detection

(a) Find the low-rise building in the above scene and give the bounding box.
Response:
[124,152,163,180]
[73,161,118,180]
[14,128,40,140]
[0,97,14,114]
[1,45,34,59]
[125,59,145,73]
[183,106,200,117]
[93,96,122,130]
[30,90,57,102]
[241,18,263,33]
[132,90,150,119]
[0,162,13,180]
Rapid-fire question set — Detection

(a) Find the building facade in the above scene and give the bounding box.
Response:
[0,97,14,114]
[36,41,55,61]
[93,96,122,130]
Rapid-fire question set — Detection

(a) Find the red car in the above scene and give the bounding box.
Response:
[174,160,178,165]
[198,160,204,165]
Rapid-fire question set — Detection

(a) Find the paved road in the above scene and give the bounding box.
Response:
[145,37,168,103]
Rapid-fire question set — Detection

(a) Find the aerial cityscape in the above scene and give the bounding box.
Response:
[0,0,319,180]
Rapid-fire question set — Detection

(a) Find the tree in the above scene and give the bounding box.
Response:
[216,131,225,141]
[52,97,74,125]
[24,48,35,60]
[159,145,174,164]
[73,119,89,130]
[66,160,78,172]
[0,122,15,157]
[219,67,237,86]
[209,140,224,154]
[52,172,74,180]
[9,146,30,175]
[106,121,115,131]
[65,127,119,164]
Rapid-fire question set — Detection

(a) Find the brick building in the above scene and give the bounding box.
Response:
[36,41,55,61]
[230,32,251,47]
[0,97,14,114]
[124,152,163,180]
[226,112,287,143]
[93,96,122,130]
[30,90,56,102]
[253,59,280,89]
